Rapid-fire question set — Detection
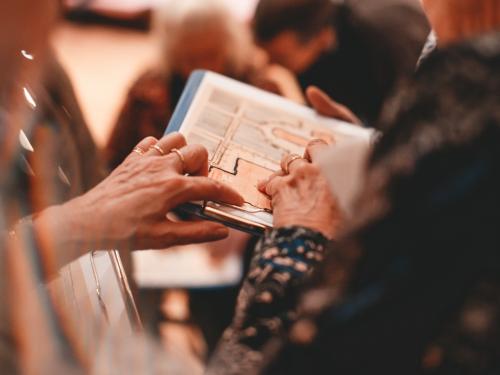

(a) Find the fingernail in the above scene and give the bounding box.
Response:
[214,226,229,237]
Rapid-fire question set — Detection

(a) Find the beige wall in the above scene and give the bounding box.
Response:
[52,22,158,146]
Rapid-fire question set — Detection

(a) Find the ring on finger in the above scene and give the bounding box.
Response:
[132,147,145,156]
[309,138,329,146]
[170,148,186,170]
[149,144,166,156]
[282,154,304,175]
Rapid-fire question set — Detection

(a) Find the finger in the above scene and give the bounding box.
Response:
[281,153,307,174]
[126,137,158,161]
[306,86,339,117]
[154,221,230,247]
[167,176,245,210]
[306,86,362,125]
[146,132,187,156]
[166,144,209,176]
[287,157,310,174]
[257,170,284,193]
[304,139,330,162]
[265,175,289,197]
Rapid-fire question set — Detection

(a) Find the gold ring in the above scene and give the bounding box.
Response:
[149,144,166,156]
[309,138,329,146]
[170,148,186,169]
[132,147,145,156]
[282,154,304,175]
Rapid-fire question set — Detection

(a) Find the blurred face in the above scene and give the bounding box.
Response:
[172,28,231,79]
[261,28,335,74]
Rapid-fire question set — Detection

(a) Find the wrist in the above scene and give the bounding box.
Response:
[246,226,329,301]
[32,202,89,263]
[254,226,329,275]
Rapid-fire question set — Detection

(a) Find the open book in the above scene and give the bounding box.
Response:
[165,71,375,235]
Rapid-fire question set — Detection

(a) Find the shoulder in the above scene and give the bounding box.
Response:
[373,32,500,162]
[132,68,168,86]
[398,31,500,111]
[410,31,500,108]
[422,274,500,373]
[418,32,500,77]
[127,68,170,103]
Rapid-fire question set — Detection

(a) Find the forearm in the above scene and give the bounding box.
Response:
[7,201,96,278]
[207,226,329,374]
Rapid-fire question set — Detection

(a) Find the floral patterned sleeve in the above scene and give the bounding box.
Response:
[206,226,329,375]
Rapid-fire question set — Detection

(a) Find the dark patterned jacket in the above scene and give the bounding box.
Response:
[207,31,500,375]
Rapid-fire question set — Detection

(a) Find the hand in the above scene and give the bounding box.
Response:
[258,140,341,239]
[306,86,362,125]
[251,64,306,104]
[43,133,244,252]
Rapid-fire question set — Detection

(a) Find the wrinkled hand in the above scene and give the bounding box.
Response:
[306,86,362,125]
[258,141,341,239]
[54,133,244,251]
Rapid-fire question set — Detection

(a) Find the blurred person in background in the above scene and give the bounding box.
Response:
[105,0,264,170]
[253,0,430,125]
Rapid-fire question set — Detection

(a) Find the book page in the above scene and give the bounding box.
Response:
[178,72,375,229]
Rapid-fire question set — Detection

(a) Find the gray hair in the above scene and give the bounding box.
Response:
[153,0,254,76]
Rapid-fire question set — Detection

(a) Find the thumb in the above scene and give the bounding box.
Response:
[156,220,230,247]
[306,86,362,125]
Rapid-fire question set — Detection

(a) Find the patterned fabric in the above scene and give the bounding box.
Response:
[269,30,500,375]
[421,277,500,374]
[207,227,328,375]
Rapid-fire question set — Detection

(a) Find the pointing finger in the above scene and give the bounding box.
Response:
[167,176,244,211]
[304,139,330,162]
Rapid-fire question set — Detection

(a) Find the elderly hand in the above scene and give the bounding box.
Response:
[258,140,341,239]
[42,133,244,252]
[306,86,362,126]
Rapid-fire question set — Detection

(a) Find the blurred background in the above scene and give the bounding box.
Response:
[53,0,259,146]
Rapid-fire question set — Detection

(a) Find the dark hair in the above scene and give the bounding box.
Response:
[253,0,341,43]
